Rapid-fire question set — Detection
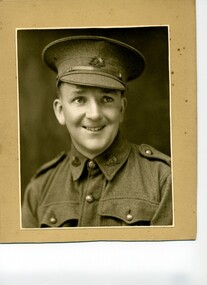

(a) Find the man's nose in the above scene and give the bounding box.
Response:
[85,100,102,120]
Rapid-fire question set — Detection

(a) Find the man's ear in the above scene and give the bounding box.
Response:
[53,99,66,125]
[120,97,127,122]
[121,96,127,111]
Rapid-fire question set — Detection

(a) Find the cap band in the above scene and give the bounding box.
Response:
[59,66,122,79]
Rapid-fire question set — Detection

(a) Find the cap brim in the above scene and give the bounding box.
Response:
[59,73,126,91]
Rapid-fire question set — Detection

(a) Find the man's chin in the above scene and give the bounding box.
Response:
[79,141,111,158]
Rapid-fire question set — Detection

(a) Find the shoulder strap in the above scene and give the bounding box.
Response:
[139,144,171,166]
[32,152,67,180]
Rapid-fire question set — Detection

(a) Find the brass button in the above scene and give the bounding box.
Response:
[88,160,96,169]
[49,216,57,224]
[145,149,153,155]
[126,214,133,221]
[85,194,94,203]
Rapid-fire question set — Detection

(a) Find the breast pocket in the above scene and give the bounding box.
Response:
[37,202,79,227]
[98,198,159,226]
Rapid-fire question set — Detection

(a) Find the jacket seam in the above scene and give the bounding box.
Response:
[160,170,171,188]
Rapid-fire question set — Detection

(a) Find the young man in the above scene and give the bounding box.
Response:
[22,36,172,228]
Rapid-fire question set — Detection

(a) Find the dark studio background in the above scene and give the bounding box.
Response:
[18,27,170,200]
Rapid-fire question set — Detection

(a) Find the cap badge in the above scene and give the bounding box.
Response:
[89,57,105,68]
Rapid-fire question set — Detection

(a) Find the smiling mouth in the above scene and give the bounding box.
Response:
[83,126,105,132]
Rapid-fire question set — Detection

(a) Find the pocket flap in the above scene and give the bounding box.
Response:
[38,202,79,227]
[98,199,158,225]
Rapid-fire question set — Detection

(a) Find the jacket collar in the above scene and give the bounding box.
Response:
[69,132,131,181]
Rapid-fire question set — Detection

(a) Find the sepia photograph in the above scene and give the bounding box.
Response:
[17,27,172,229]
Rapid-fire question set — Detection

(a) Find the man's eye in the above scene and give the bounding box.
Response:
[103,96,114,103]
[73,97,85,104]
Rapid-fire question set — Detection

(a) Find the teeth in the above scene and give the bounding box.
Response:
[85,126,103,132]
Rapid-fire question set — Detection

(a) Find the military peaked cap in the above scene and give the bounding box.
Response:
[42,36,145,91]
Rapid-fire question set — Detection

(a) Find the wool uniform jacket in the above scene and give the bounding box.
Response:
[22,133,172,228]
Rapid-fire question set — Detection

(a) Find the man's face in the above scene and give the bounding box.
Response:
[53,83,127,159]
